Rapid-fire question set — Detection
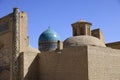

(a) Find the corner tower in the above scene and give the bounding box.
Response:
[71,20,92,36]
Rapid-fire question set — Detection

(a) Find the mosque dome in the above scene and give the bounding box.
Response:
[38,28,61,52]
[64,36,106,47]
[39,28,60,42]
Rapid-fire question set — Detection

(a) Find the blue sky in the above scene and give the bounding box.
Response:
[0,0,120,48]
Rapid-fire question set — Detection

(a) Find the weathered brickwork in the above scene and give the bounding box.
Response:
[39,46,88,80]
[0,13,13,80]
[88,46,120,80]
[106,41,120,49]
[0,8,120,80]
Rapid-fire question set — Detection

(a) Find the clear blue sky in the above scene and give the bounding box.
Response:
[0,0,120,48]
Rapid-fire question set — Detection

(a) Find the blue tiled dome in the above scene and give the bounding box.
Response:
[39,28,60,42]
[38,28,61,52]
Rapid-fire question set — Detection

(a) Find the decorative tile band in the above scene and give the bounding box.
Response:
[12,8,20,80]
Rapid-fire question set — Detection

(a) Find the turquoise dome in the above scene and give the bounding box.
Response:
[39,28,61,42]
[38,28,61,52]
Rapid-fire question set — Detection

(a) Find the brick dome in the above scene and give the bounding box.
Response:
[64,36,106,47]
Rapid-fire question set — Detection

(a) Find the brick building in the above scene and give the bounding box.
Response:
[0,8,120,80]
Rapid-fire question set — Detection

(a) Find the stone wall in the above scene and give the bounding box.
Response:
[23,47,40,80]
[19,12,29,52]
[106,41,120,49]
[0,13,13,80]
[88,46,120,80]
[39,46,88,80]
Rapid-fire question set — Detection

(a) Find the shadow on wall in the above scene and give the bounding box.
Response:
[24,54,40,80]
[25,55,39,80]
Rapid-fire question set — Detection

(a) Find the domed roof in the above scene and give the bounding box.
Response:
[64,36,106,47]
[39,28,61,42]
